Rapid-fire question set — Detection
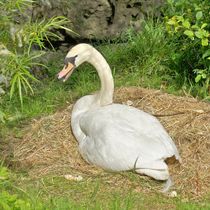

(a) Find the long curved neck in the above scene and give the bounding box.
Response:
[88,48,114,106]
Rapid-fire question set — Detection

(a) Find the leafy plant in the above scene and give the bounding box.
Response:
[7,52,44,106]
[0,165,45,210]
[0,191,32,210]
[0,109,6,123]
[164,0,210,97]
[0,165,9,181]
[0,0,75,108]
[22,16,75,54]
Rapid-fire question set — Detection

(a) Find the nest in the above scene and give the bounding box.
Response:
[8,87,210,200]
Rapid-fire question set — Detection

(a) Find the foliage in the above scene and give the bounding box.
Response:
[0,165,29,210]
[0,109,6,123]
[0,164,47,210]
[0,52,43,107]
[0,0,74,108]
[164,0,210,97]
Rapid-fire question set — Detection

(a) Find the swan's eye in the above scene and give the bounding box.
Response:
[64,55,78,66]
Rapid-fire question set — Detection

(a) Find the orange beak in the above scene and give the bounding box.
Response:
[58,62,75,82]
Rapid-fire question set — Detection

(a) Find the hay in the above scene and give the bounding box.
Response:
[9,87,210,200]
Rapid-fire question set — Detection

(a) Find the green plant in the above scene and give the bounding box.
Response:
[22,16,74,54]
[164,0,210,97]
[0,164,46,210]
[1,52,45,107]
[0,109,5,123]
[0,0,75,108]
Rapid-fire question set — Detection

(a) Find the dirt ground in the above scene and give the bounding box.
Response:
[6,87,210,200]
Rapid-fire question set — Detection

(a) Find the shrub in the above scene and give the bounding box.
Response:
[0,165,45,210]
[163,0,210,98]
[0,0,74,108]
[164,0,210,98]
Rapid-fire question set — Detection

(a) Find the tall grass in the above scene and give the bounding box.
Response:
[100,21,177,89]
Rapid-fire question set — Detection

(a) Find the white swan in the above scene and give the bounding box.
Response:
[58,43,181,191]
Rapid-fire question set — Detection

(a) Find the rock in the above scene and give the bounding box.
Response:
[32,0,163,40]
[169,191,177,198]
[64,174,83,181]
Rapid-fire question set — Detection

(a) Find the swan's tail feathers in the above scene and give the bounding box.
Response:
[176,154,182,164]
[136,168,174,192]
[172,143,182,164]
[135,168,169,181]
[161,176,174,193]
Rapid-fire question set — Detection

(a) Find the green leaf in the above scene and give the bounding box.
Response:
[184,30,194,39]
[20,74,34,94]
[203,30,209,38]
[195,74,202,83]
[167,19,176,25]
[196,11,203,20]
[201,38,208,46]
[10,73,18,99]
[0,199,11,210]
[195,31,203,39]
[202,73,207,79]
[0,111,6,123]
[191,25,199,30]
[182,20,190,29]
[201,23,208,29]
[17,75,23,107]
[202,49,210,59]
[176,15,184,22]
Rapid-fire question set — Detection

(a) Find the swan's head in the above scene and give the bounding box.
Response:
[58,43,93,82]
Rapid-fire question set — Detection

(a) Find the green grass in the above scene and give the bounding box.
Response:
[4,170,210,210]
[1,20,210,209]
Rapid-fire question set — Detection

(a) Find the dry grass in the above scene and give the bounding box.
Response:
[6,87,210,200]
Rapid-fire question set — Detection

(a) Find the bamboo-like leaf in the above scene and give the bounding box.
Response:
[31,62,47,68]
[19,73,34,94]
[10,73,18,99]
[20,77,28,94]
[22,69,39,82]
[44,34,55,50]
[17,75,23,107]
[29,52,45,61]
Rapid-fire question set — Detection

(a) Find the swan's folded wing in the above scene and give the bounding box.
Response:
[78,104,180,171]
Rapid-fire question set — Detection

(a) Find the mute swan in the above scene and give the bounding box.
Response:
[58,43,181,191]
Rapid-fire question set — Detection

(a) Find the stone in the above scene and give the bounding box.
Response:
[32,0,163,40]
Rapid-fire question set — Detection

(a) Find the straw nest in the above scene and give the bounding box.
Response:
[9,87,210,200]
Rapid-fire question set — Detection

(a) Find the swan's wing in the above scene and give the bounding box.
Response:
[78,104,180,171]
